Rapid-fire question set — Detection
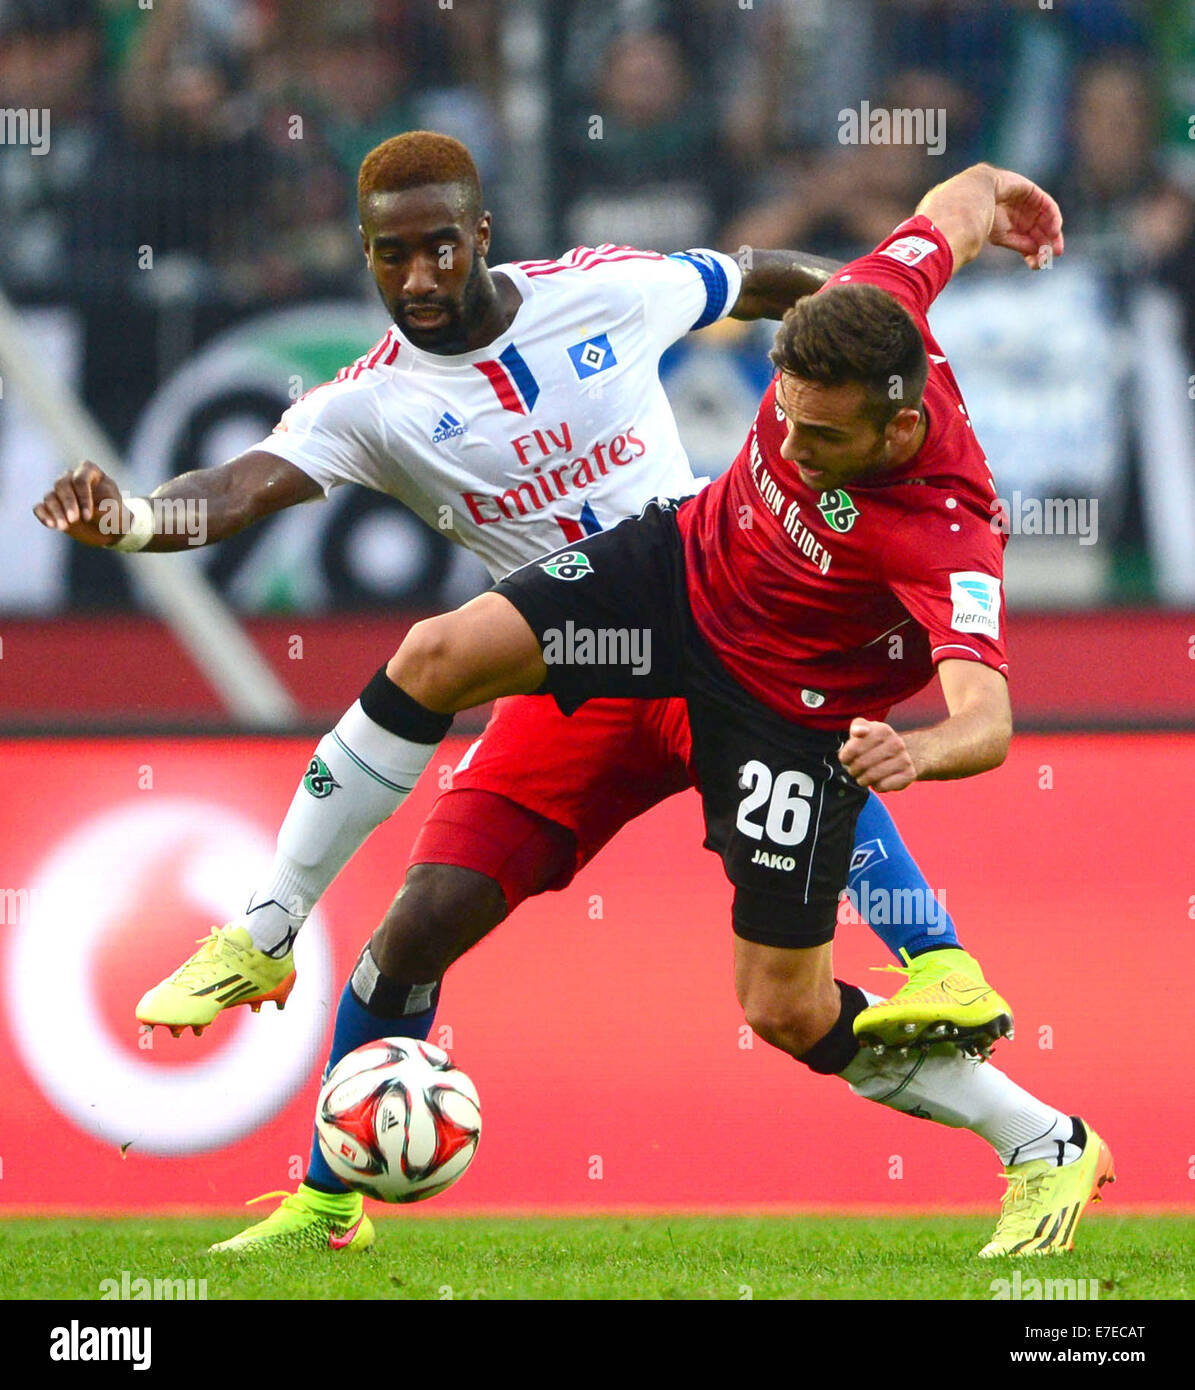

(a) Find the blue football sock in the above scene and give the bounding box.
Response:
[847,792,960,962]
[305,973,438,1193]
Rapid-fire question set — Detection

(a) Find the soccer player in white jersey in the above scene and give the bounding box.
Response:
[36,133,1098,1256]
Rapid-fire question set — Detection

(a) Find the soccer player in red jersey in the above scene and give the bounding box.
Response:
[352,162,1113,1254]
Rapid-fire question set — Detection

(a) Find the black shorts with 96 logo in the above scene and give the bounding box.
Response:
[492,500,870,947]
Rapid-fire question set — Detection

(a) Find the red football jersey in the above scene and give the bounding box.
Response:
[677,215,1008,730]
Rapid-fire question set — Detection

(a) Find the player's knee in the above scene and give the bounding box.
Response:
[388,616,466,711]
[741,988,839,1057]
[740,999,813,1055]
[741,1002,790,1052]
[372,862,505,981]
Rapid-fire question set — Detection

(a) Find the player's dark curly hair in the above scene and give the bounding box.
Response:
[770,284,928,426]
[358,131,484,226]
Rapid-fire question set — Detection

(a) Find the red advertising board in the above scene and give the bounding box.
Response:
[0,733,1190,1213]
[3,612,1194,726]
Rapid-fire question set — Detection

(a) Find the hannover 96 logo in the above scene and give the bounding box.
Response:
[303,756,341,798]
[817,489,860,533]
[539,550,593,581]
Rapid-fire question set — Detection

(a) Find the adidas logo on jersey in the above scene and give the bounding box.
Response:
[432,411,466,443]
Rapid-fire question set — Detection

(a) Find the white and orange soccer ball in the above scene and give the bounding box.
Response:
[315,1039,481,1203]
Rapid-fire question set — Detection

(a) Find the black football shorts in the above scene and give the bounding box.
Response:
[493,500,869,946]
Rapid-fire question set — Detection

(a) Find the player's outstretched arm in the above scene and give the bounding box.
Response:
[32,452,322,552]
[728,249,842,320]
[839,660,1011,792]
[916,163,1064,275]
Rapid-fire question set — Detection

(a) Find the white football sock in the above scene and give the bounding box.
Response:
[841,991,1080,1167]
[244,700,439,955]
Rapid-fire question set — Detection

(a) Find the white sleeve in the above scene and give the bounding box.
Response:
[561,244,743,353]
[251,382,386,496]
[641,248,743,351]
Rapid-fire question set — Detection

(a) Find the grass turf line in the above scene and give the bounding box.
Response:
[1,1215,1192,1300]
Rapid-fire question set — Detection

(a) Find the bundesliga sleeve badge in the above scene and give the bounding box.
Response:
[949,571,1001,637]
[880,235,939,266]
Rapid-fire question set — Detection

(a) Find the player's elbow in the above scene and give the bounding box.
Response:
[977,709,1012,772]
[988,730,1012,772]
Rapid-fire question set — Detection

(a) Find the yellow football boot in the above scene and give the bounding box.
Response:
[854,947,1013,1056]
[135,923,295,1037]
[979,1120,1115,1257]
[855,945,1011,1050]
[209,1186,374,1255]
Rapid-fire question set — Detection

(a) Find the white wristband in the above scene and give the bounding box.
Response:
[111,496,155,553]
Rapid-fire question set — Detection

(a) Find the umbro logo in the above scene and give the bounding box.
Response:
[432,411,466,443]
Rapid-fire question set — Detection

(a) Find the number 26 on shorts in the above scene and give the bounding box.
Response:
[735,760,815,847]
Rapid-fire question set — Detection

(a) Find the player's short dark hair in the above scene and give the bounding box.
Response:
[770,284,928,426]
[357,131,484,226]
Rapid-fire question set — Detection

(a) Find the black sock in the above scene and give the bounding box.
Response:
[359,665,453,743]
[796,980,869,1075]
[1068,1116,1087,1155]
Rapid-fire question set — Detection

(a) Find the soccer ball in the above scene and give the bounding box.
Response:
[316,1038,481,1203]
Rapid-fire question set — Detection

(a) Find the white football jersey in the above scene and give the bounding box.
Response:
[254,245,743,579]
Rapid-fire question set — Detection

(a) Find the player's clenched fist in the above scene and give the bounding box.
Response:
[838,717,917,792]
[988,167,1064,269]
[32,461,127,548]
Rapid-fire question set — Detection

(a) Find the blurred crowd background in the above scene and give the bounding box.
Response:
[3,0,1195,616]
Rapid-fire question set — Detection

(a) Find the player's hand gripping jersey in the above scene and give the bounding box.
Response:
[677,215,1009,729]
[254,245,742,579]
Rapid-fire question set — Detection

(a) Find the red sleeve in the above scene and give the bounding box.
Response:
[823,215,954,324]
[880,497,1009,677]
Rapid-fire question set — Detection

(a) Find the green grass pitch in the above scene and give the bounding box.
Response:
[2,1214,1193,1300]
